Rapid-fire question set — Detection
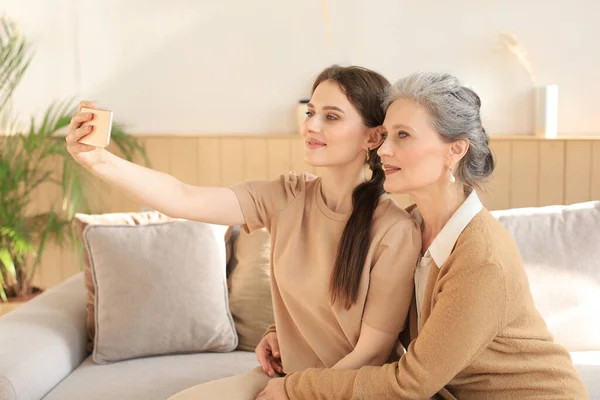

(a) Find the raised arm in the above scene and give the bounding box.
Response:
[66,101,245,225]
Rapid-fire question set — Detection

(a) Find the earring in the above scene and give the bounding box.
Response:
[366,149,371,163]
[448,166,456,184]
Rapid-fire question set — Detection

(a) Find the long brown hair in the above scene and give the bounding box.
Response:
[311,65,389,309]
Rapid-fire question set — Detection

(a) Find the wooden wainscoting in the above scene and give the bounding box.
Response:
[29,135,600,289]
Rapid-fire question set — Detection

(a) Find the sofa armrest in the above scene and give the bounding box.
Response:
[0,273,88,400]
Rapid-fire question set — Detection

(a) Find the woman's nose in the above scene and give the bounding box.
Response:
[305,115,321,134]
[377,138,392,157]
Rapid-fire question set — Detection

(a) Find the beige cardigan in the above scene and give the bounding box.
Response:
[284,209,588,399]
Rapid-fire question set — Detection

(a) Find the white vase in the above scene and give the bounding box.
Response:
[534,85,559,138]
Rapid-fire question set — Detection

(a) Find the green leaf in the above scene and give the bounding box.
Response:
[0,16,32,113]
[0,15,146,296]
[0,248,17,283]
[0,272,7,303]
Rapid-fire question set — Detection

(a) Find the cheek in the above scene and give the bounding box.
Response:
[328,125,365,155]
[400,147,445,181]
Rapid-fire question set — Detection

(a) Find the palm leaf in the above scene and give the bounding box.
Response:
[0,248,17,285]
[0,17,32,113]
[38,99,74,138]
[0,271,7,302]
[0,15,146,298]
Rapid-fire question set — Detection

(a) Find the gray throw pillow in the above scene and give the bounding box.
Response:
[492,200,600,351]
[83,219,238,364]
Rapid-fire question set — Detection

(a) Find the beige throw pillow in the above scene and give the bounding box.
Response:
[76,212,237,363]
[228,228,274,351]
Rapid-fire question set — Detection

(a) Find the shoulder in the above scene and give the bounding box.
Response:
[372,197,420,248]
[446,209,523,277]
[272,171,318,198]
[374,196,415,226]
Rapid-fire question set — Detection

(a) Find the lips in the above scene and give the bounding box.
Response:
[306,138,326,149]
[383,164,401,175]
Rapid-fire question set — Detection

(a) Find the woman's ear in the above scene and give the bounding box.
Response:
[448,138,469,164]
[366,126,385,150]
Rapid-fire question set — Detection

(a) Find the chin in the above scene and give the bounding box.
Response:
[304,157,322,168]
[383,180,408,195]
[304,154,329,168]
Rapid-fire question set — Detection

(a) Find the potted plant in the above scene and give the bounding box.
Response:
[0,16,147,313]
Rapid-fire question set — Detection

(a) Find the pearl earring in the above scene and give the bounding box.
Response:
[449,166,456,184]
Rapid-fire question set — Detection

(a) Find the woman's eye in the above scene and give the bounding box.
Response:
[398,131,409,138]
[305,111,313,117]
[381,132,388,139]
[327,114,338,121]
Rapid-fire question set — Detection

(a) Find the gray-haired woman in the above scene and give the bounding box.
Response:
[256,72,588,400]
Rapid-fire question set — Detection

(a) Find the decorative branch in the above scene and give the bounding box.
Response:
[499,32,536,86]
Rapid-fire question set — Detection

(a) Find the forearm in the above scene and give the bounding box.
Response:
[88,149,183,214]
[88,150,244,225]
[333,323,399,370]
[332,348,384,370]
[285,263,506,399]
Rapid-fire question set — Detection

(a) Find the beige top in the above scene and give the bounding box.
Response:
[284,208,588,399]
[415,191,483,330]
[231,172,420,373]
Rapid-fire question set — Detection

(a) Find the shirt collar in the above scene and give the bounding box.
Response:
[413,191,483,268]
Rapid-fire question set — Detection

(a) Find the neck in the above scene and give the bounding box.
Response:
[319,154,367,214]
[413,183,467,253]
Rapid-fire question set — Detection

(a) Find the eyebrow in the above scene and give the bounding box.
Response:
[306,103,346,114]
[391,124,413,130]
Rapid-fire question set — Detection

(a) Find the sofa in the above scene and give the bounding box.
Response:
[1,200,599,400]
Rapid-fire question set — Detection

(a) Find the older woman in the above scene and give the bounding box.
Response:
[257,72,588,400]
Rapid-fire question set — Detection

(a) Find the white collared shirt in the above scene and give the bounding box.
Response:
[413,191,484,331]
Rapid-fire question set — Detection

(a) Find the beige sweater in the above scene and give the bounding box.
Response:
[284,209,588,399]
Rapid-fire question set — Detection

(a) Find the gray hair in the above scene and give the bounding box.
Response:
[383,72,495,192]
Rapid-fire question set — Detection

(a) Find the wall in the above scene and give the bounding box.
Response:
[3,0,600,134]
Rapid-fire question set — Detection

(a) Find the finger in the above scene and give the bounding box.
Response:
[270,361,283,375]
[267,337,280,358]
[272,358,283,374]
[68,112,93,131]
[68,125,94,143]
[78,100,97,112]
[265,355,276,377]
[256,348,270,373]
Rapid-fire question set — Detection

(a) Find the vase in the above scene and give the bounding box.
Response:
[534,85,559,138]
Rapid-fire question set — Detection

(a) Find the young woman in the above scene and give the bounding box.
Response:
[257,72,588,400]
[66,66,421,399]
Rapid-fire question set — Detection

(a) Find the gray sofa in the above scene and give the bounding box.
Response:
[1,201,599,400]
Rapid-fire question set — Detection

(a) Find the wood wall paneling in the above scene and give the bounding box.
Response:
[26,135,600,289]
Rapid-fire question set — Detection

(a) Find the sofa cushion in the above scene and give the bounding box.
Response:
[491,201,600,351]
[78,213,238,363]
[75,211,174,352]
[0,274,88,400]
[41,352,258,400]
[228,228,274,351]
[570,351,600,398]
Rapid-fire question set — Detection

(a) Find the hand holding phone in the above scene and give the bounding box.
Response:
[78,106,113,148]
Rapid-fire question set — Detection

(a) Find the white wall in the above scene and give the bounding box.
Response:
[3,0,599,134]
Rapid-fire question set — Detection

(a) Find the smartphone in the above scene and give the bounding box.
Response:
[78,106,113,148]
